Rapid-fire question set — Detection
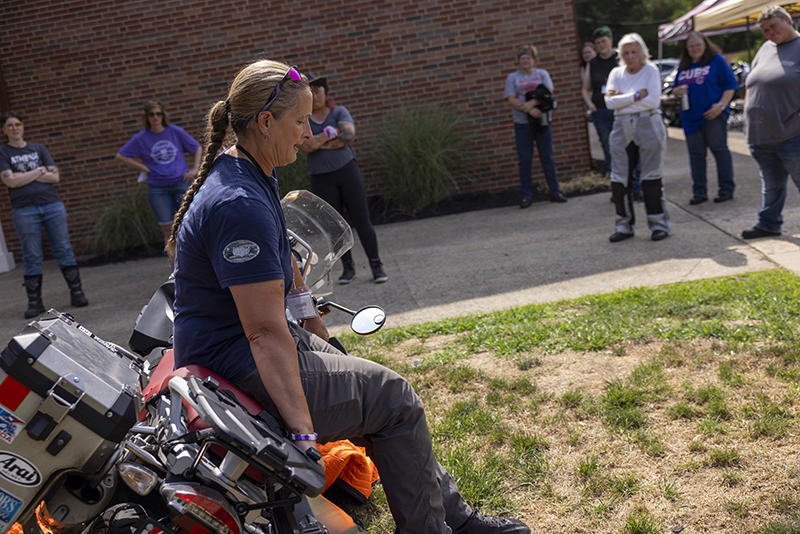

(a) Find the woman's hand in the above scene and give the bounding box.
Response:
[586,102,597,114]
[528,108,543,118]
[182,167,198,182]
[703,103,724,121]
[521,99,537,113]
[671,85,688,98]
[293,439,326,471]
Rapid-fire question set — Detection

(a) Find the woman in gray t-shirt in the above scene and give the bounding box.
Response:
[741,5,800,239]
[299,76,387,284]
[504,44,565,208]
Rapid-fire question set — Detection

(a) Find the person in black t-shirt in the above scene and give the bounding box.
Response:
[582,26,643,199]
[0,111,88,318]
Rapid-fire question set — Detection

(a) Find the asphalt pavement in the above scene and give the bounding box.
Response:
[1,125,798,347]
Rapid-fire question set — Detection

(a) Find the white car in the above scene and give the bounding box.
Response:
[653,59,680,82]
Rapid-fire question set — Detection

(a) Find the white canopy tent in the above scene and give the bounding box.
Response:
[656,0,748,61]
[695,0,800,31]
[658,0,734,42]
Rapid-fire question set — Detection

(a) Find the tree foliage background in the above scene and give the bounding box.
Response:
[575,0,765,60]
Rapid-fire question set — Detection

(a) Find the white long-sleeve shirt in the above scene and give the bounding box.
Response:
[604,63,662,115]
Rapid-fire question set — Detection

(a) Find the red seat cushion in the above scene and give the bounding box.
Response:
[140,349,271,482]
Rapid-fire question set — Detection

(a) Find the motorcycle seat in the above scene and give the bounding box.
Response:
[142,349,265,421]
[141,349,272,483]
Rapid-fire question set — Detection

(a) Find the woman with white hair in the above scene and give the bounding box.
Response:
[604,33,671,242]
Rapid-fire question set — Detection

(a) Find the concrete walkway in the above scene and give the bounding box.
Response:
[1,125,798,346]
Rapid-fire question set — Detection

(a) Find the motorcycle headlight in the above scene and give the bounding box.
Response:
[118,462,159,495]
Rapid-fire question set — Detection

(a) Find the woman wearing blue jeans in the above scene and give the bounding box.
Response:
[670,31,739,205]
[504,44,566,208]
[117,100,201,245]
[0,112,89,318]
[741,6,800,239]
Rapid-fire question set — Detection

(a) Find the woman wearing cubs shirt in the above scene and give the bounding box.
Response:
[670,31,739,205]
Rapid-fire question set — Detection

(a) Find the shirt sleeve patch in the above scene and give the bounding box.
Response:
[223,240,261,263]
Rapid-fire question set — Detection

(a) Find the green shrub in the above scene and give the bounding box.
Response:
[277,150,311,197]
[91,184,162,257]
[371,105,470,214]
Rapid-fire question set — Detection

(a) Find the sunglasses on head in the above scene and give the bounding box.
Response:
[260,66,302,115]
[147,111,164,117]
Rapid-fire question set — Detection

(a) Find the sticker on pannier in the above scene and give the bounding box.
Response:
[0,486,23,532]
[0,407,25,445]
[0,452,41,487]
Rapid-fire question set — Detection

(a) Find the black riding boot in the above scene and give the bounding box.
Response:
[338,255,356,285]
[61,266,89,307]
[23,275,46,319]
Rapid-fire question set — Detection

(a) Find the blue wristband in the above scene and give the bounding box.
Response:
[291,432,318,441]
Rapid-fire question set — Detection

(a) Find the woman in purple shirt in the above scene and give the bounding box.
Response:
[116,100,201,244]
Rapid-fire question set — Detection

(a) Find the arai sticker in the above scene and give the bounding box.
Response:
[223,240,260,263]
[0,452,41,487]
[0,406,25,445]
[0,486,23,530]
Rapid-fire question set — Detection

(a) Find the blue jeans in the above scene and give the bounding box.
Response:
[592,108,614,174]
[11,201,77,276]
[148,179,191,226]
[514,122,560,199]
[592,108,642,194]
[686,114,735,199]
[749,133,800,233]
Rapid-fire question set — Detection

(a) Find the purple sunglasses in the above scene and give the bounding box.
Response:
[260,65,302,115]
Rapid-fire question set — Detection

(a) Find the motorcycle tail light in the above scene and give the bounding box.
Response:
[118,462,159,496]
[161,483,241,534]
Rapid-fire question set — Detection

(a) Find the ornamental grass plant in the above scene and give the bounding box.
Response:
[277,150,311,197]
[371,105,470,214]
[90,184,163,258]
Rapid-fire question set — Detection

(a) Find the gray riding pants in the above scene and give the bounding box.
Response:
[236,324,471,534]
[609,111,671,234]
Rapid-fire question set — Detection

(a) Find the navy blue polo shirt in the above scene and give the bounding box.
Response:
[173,154,293,381]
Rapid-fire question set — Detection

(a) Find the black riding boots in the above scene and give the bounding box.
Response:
[61,266,89,308]
[338,256,356,285]
[23,275,46,319]
[22,267,88,319]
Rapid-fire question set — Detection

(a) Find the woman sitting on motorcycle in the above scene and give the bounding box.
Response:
[165,59,530,534]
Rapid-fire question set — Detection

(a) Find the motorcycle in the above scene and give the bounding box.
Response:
[0,191,385,534]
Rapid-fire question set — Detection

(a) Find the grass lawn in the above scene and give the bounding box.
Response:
[334,269,800,534]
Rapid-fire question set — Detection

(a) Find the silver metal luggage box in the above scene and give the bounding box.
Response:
[0,312,141,532]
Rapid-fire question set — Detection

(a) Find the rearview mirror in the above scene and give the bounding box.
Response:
[350,306,386,335]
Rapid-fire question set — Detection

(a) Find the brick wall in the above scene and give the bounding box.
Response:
[0,0,589,259]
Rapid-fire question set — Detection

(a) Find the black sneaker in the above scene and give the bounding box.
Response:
[741,227,781,239]
[651,230,669,241]
[369,259,388,283]
[609,231,634,243]
[454,511,530,534]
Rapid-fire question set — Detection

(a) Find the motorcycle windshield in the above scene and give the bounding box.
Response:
[281,190,354,296]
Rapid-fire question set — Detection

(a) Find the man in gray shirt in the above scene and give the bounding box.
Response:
[741,5,800,239]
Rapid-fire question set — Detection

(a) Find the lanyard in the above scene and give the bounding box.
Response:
[235,144,279,202]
